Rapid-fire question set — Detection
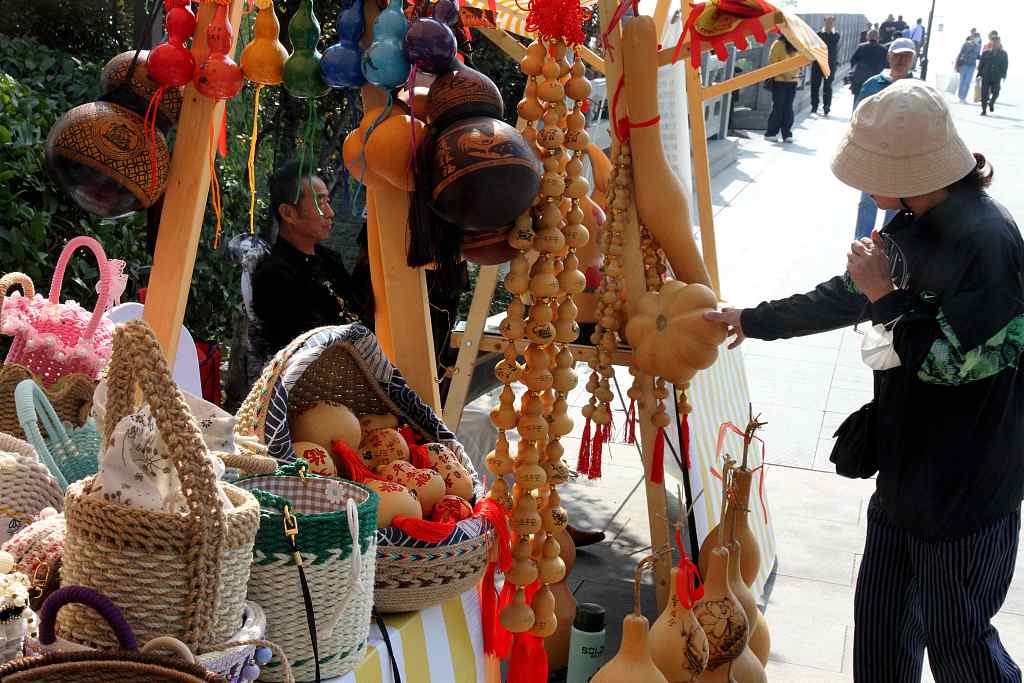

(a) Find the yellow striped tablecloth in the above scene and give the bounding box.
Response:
[328,589,484,683]
[667,346,778,604]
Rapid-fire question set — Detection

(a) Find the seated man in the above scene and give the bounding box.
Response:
[252,161,373,359]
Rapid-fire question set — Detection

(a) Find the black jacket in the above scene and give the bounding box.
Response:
[814,30,841,72]
[741,190,1024,539]
[980,48,1009,81]
[850,41,888,89]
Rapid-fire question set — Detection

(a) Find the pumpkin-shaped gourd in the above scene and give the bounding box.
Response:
[360,427,410,468]
[624,280,726,385]
[292,441,337,477]
[363,480,422,527]
[290,401,362,452]
[430,494,473,522]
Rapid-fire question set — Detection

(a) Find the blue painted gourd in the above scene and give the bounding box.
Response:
[361,0,410,89]
[321,1,366,88]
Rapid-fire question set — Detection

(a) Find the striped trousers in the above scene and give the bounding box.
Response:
[854,495,1022,682]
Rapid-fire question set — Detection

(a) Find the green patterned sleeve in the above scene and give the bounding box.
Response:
[918,311,1024,385]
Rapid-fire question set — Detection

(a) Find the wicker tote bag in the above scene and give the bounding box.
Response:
[15,378,100,491]
[234,461,377,682]
[0,236,122,384]
[0,586,233,682]
[58,320,260,651]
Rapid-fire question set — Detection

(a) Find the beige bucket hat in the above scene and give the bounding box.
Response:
[831,79,976,197]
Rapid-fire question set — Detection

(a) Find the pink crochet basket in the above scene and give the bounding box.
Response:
[0,236,122,385]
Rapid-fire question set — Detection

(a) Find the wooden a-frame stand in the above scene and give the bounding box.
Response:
[139,0,821,612]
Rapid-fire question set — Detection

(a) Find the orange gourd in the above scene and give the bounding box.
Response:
[364,111,425,192]
[544,528,577,670]
[240,0,288,85]
[624,280,726,385]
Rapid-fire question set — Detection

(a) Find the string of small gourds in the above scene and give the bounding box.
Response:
[485,36,590,639]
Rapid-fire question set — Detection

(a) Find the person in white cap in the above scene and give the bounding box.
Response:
[707,80,1024,682]
[852,37,918,241]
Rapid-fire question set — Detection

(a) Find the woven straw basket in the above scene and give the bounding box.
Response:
[235,469,377,681]
[234,325,493,613]
[0,433,64,522]
[0,365,94,441]
[59,320,260,651]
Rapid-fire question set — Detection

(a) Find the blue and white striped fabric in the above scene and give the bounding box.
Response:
[854,494,1022,682]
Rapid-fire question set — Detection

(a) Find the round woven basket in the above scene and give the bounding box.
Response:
[0,434,64,520]
[233,325,492,613]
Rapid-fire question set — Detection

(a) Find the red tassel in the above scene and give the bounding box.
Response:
[651,426,666,485]
[474,499,513,571]
[409,443,432,470]
[475,498,513,657]
[625,398,638,444]
[577,417,592,477]
[681,412,692,470]
[506,580,549,683]
[480,562,499,656]
[391,515,456,543]
[589,423,605,480]
[330,440,384,483]
[398,424,422,447]
[675,528,704,609]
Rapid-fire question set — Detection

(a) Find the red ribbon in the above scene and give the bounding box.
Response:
[143,85,168,197]
[391,515,456,543]
[218,107,228,158]
[611,75,662,142]
[475,498,513,657]
[506,580,548,683]
[674,528,704,608]
[599,0,639,57]
[713,422,769,523]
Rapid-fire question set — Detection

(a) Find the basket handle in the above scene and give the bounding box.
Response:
[102,319,226,649]
[38,586,139,651]
[14,379,71,491]
[0,272,36,329]
[142,636,196,663]
[47,236,113,343]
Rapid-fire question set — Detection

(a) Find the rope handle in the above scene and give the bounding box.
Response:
[102,319,226,649]
[0,272,36,329]
[38,586,139,651]
[14,379,72,491]
[47,236,113,342]
[323,497,362,638]
[141,636,196,663]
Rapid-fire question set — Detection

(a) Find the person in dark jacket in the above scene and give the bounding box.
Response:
[979,36,1009,115]
[879,13,899,43]
[251,161,374,357]
[810,15,840,116]
[708,80,1024,682]
[849,30,888,97]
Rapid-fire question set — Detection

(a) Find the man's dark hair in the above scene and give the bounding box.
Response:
[269,161,319,226]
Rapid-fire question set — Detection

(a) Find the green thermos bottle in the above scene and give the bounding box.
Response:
[566,602,606,682]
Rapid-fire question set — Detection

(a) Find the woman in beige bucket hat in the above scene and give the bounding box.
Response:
[709,79,1024,681]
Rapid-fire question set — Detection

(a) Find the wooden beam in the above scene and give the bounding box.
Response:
[368,186,442,413]
[144,0,243,364]
[576,45,606,75]
[450,330,636,365]
[700,53,808,101]
[365,191,393,355]
[599,0,672,612]
[684,55,720,294]
[652,0,672,43]
[479,28,528,61]
[442,265,499,430]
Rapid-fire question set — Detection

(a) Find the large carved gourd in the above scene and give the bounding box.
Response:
[650,567,709,682]
[694,547,748,682]
[621,16,711,287]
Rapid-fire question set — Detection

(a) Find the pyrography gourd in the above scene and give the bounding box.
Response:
[321,0,366,88]
[361,0,410,90]
[650,563,709,681]
[283,0,330,98]
[194,0,244,100]
[624,280,726,386]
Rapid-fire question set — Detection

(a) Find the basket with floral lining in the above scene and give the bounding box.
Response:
[233,325,493,612]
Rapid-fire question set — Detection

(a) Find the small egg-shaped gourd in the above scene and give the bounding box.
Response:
[592,613,669,683]
[148,0,196,87]
[438,460,474,500]
[424,442,459,469]
[694,547,748,675]
[511,492,542,536]
[430,494,474,522]
[624,280,727,386]
[194,1,244,99]
[290,401,362,452]
[650,567,709,682]
[375,460,445,514]
[699,469,761,588]
[321,0,366,87]
[541,489,568,533]
[403,17,456,75]
[241,0,289,85]
[360,427,411,467]
[359,413,399,433]
[362,0,410,89]
[283,0,330,98]
[363,479,422,527]
[292,441,337,477]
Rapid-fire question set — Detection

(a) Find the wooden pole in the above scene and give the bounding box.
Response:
[143,0,244,363]
[598,0,672,611]
[442,264,499,430]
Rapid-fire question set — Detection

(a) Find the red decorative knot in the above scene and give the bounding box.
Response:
[523,0,591,46]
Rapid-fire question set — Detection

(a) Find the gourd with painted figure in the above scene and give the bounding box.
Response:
[621,16,711,287]
[650,566,709,682]
[694,548,748,682]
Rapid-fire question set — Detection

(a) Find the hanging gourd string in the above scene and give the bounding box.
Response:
[247,83,264,234]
